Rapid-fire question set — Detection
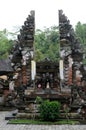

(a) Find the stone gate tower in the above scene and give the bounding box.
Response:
[11,10,35,87]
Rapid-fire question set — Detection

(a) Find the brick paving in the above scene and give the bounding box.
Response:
[0,111,86,130]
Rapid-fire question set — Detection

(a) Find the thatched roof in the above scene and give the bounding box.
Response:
[0,59,13,75]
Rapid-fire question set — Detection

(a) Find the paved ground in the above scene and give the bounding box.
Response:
[0,111,86,130]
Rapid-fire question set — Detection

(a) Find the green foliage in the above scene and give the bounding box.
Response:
[0,29,13,59]
[0,22,86,63]
[35,26,60,62]
[83,58,86,64]
[34,49,44,61]
[35,96,43,104]
[75,22,86,64]
[75,22,86,44]
[39,100,61,121]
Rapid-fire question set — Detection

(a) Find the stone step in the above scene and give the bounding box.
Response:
[5,114,16,120]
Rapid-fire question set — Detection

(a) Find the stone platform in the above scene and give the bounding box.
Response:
[0,111,86,130]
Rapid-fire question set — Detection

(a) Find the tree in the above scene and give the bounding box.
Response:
[0,29,13,59]
[35,26,60,62]
[75,22,86,44]
[75,22,86,64]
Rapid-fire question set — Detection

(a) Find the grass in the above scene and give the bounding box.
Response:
[8,119,79,125]
[57,120,79,125]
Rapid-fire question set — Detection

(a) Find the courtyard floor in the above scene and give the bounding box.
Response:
[0,111,86,130]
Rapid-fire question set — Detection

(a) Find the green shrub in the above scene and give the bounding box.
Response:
[35,96,43,104]
[39,100,61,121]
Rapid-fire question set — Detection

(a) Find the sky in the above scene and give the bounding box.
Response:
[0,0,86,32]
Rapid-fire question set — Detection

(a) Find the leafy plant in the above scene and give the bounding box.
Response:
[39,100,61,121]
[35,96,43,104]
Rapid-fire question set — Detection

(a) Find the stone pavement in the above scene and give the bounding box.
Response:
[0,111,86,130]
